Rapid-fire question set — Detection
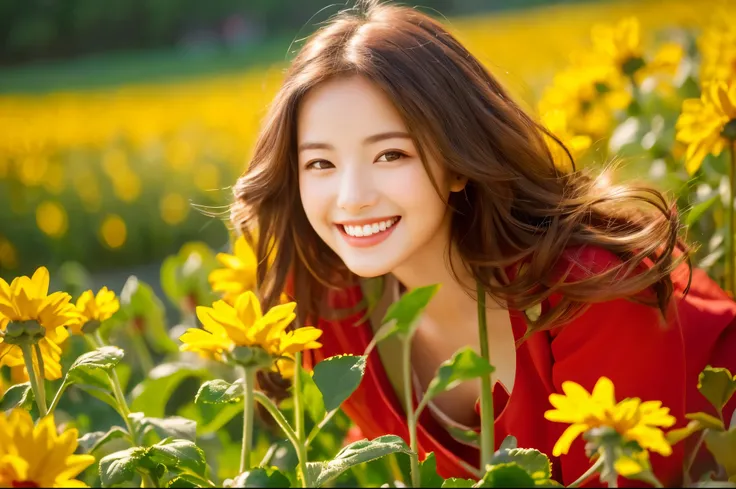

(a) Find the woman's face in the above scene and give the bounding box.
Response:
[297,75,465,278]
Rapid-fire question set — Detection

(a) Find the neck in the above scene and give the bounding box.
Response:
[390,214,486,322]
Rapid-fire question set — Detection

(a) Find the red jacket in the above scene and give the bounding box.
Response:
[302,246,736,486]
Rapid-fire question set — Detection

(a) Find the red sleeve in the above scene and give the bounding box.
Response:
[549,296,687,488]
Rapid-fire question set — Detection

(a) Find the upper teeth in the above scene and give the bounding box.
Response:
[343,218,398,237]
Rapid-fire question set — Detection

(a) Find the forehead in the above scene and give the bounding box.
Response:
[297,75,407,141]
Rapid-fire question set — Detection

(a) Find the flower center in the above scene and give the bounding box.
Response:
[621,56,646,77]
[721,119,736,142]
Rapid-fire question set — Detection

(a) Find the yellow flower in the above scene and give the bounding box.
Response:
[274,355,296,379]
[698,9,736,83]
[538,59,631,139]
[179,291,322,367]
[613,449,652,477]
[0,267,76,380]
[591,17,643,73]
[208,236,258,303]
[69,287,120,335]
[0,267,78,331]
[590,17,682,85]
[0,335,67,380]
[541,109,592,172]
[544,377,676,458]
[675,80,736,175]
[0,409,95,488]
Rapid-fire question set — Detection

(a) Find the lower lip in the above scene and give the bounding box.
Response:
[336,219,400,248]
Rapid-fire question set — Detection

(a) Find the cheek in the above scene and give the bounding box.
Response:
[388,162,449,213]
[299,177,333,231]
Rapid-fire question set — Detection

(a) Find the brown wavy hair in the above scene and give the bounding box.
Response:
[231,0,693,338]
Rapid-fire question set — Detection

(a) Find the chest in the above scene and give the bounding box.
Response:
[367,278,517,427]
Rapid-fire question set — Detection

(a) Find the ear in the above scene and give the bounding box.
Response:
[449,174,468,193]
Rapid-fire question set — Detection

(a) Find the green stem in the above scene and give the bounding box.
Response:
[46,383,68,415]
[292,351,310,488]
[476,281,494,471]
[682,430,707,487]
[32,343,48,413]
[305,408,338,447]
[568,457,604,488]
[240,367,256,473]
[91,332,132,419]
[21,343,47,417]
[601,446,619,488]
[729,143,736,296]
[89,332,158,488]
[402,338,421,488]
[253,391,300,450]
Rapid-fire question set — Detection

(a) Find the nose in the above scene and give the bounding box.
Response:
[336,164,378,214]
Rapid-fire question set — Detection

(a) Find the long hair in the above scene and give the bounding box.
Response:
[232,0,692,336]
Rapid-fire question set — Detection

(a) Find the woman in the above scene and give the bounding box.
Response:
[232,0,736,486]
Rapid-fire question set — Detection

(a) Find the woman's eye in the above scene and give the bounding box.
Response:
[306,160,334,170]
[376,151,405,162]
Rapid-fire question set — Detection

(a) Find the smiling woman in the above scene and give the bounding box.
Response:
[230,0,736,486]
[297,76,466,278]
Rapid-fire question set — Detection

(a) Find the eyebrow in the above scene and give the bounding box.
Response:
[297,131,411,152]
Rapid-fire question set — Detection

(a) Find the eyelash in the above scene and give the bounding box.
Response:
[304,150,407,170]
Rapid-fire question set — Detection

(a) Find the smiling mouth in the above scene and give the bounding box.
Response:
[337,217,400,237]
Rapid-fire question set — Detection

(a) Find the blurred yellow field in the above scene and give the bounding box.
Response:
[0,0,732,274]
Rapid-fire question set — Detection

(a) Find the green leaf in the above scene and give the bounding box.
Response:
[666,420,705,445]
[76,384,119,411]
[312,355,366,412]
[355,276,386,326]
[686,412,726,431]
[686,195,719,226]
[305,435,412,487]
[195,379,244,405]
[490,448,551,481]
[69,346,125,371]
[138,415,197,442]
[130,362,209,418]
[78,426,130,454]
[380,284,440,339]
[68,363,114,391]
[498,436,518,451]
[167,473,215,488]
[441,479,476,488]
[148,439,207,477]
[229,467,292,487]
[419,452,444,488]
[119,276,178,354]
[99,446,147,487]
[0,382,34,411]
[424,348,494,404]
[698,366,736,416]
[160,242,218,308]
[704,428,736,479]
[479,462,536,488]
[298,367,325,425]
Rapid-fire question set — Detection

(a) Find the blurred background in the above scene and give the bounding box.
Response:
[0,0,731,297]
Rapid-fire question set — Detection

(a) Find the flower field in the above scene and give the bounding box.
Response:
[2,0,736,486]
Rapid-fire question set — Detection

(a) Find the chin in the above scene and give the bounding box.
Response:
[337,252,400,279]
[342,260,393,279]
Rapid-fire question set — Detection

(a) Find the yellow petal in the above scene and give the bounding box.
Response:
[614,452,649,477]
[216,253,244,271]
[234,291,263,329]
[552,423,589,457]
[591,377,615,407]
[30,267,50,298]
